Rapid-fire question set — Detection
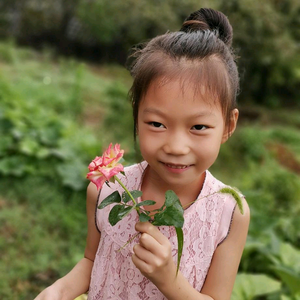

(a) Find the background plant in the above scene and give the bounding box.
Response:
[1,0,299,107]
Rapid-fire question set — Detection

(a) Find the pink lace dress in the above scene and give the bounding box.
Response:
[88,162,238,300]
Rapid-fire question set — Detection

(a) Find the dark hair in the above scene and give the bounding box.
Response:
[127,8,239,140]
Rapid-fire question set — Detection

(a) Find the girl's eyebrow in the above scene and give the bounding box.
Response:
[142,107,216,118]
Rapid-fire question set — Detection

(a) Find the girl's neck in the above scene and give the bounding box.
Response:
[140,165,206,209]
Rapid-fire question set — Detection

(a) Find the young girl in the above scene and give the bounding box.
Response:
[35,7,250,300]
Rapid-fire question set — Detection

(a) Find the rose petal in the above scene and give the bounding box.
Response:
[88,156,103,171]
[86,170,108,190]
[86,143,125,190]
[99,164,124,179]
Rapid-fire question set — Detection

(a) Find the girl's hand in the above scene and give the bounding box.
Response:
[132,222,177,288]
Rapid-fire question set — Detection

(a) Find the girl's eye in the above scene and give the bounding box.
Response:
[191,125,208,131]
[149,122,165,128]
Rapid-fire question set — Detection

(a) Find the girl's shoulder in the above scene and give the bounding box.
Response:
[190,170,245,228]
[206,169,249,226]
[197,170,249,247]
[120,161,147,188]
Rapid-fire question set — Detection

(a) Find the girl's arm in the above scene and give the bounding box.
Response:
[200,197,250,300]
[34,183,101,300]
[133,197,250,300]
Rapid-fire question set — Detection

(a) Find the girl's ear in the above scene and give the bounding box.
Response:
[222,108,239,144]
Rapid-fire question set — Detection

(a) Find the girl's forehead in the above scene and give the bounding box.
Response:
[144,56,228,97]
[140,75,223,116]
[145,75,220,106]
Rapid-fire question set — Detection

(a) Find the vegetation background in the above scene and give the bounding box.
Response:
[0,0,300,299]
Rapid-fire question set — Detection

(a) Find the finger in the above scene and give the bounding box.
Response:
[133,243,156,265]
[132,252,149,274]
[135,222,169,245]
[132,244,164,276]
[138,232,172,261]
[138,232,161,254]
[132,245,154,275]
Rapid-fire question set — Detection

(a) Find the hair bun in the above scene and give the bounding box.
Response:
[180,8,233,46]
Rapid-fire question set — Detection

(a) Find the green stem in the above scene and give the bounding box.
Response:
[182,191,218,209]
[114,176,137,206]
[182,188,244,214]
[117,232,140,252]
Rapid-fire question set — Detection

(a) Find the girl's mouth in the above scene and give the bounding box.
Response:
[162,162,192,173]
[165,163,189,169]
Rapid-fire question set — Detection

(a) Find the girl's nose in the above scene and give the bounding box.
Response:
[163,133,190,155]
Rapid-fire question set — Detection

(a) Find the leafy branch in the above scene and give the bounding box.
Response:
[98,175,244,275]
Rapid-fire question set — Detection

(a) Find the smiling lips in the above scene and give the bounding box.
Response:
[163,162,192,173]
[165,163,189,169]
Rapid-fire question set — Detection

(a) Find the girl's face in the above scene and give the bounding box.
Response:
[137,76,238,192]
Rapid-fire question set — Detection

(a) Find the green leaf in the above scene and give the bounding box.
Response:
[175,227,183,275]
[136,200,156,207]
[19,137,40,155]
[57,159,87,191]
[280,293,300,300]
[108,204,124,226]
[153,206,184,227]
[36,147,51,158]
[219,187,244,214]
[117,206,134,219]
[164,190,181,207]
[98,191,121,209]
[109,176,116,184]
[152,190,184,228]
[231,273,281,300]
[150,207,165,213]
[0,135,13,155]
[139,213,151,222]
[108,204,133,226]
[272,265,300,294]
[0,156,26,176]
[276,242,300,271]
[122,190,143,203]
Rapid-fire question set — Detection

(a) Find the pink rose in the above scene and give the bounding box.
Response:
[87,143,124,190]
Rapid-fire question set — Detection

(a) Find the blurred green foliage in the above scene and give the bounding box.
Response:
[1,0,299,106]
[0,41,99,191]
[219,0,300,107]
[0,38,300,300]
[0,41,135,298]
[77,0,214,47]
